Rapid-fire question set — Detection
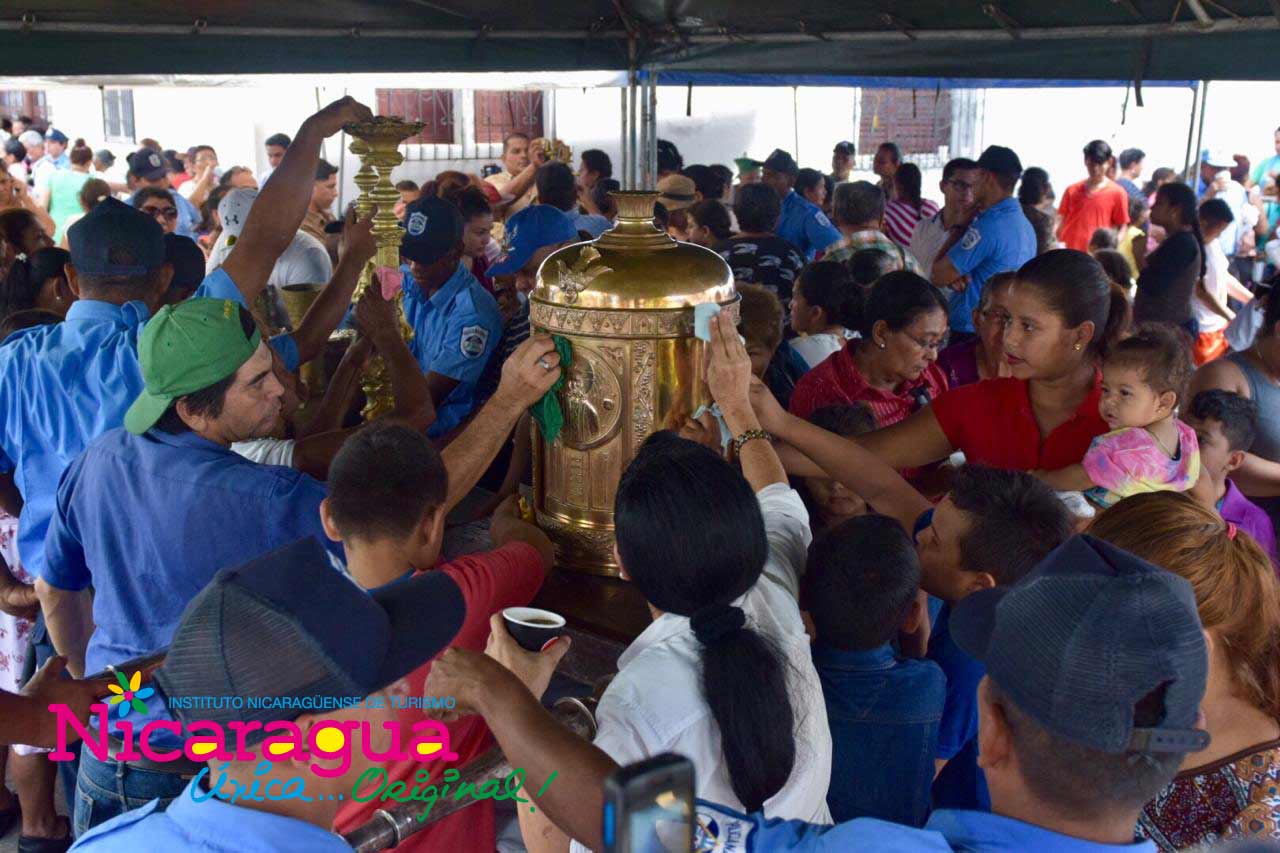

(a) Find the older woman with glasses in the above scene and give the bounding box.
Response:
[133,186,180,234]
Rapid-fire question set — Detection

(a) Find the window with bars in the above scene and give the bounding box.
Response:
[102,89,136,143]
[374,89,455,145]
[474,91,544,145]
[0,90,49,127]
[858,88,952,159]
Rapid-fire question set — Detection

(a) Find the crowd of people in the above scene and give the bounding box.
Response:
[0,98,1278,853]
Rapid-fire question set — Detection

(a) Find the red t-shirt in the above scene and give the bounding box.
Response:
[1057,180,1130,252]
[930,374,1107,471]
[332,542,546,851]
[789,344,949,426]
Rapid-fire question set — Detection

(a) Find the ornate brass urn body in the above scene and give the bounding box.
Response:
[342,116,423,420]
[531,192,738,576]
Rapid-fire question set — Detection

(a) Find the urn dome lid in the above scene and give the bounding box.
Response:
[533,191,735,311]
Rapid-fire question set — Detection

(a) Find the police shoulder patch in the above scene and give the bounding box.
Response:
[815,211,833,228]
[460,325,489,358]
[694,804,755,852]
[407,211,428,237]
[960,226,982,251]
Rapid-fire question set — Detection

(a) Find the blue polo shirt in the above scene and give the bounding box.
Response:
[945,197,1035,334]
[776,190,842,260]
[401,263,502,438]
[44,428,340,680]
[71,776,351,852]
[690,801,1158,852]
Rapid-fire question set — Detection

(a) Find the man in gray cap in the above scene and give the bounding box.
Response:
[423,534,1209,852]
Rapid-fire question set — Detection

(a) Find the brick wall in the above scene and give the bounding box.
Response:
[858,88,951,159]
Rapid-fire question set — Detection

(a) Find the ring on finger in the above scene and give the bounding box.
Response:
[537,356,554,371]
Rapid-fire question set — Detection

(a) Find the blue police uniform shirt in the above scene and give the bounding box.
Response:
[776,190,842,261]
[44,428,340,678]
[689,801,1158,852]
[401,263,502,438]
[70,776,352,852]
[945,197,1036,334]
[194,267,300,371]
[570,210,613,238]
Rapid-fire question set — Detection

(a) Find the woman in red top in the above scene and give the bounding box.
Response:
[1057,139,1130,252]
[859,249,1129,473]
[789,270,949,428]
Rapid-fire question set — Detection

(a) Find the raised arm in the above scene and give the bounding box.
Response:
[855,405,956,471]
[290,211,376,365]
[219,96,373,305]
[705,312,787,491]
[354,284,435,431]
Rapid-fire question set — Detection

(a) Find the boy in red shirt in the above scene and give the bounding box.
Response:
[1058,139,1130,252]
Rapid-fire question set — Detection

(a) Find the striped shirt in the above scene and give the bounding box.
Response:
[884,199,940,248]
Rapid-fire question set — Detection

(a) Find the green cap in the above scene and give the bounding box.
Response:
[734,156,763,175]
[124,298,262,435]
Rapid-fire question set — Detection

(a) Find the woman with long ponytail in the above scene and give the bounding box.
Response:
[884,163,938,248]
[594,312,833,822]
[1134,182,1204,338]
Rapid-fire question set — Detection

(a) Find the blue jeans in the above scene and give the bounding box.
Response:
[72,744,190,837]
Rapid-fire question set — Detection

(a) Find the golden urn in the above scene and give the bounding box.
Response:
[530,191,738,576]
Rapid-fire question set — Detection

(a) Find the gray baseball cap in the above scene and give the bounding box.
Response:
[950,534,1210,755]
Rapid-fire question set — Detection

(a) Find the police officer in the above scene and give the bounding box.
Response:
[398,195,503,439]
[763,148,842,261]
[931,145,1036,338]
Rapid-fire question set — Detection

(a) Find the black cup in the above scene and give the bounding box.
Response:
[502,607,567,652]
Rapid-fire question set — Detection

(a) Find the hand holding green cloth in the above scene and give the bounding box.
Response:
[530,335,573,444]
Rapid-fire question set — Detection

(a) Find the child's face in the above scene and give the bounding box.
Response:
[744,337,777,378]
[790,283,813,335]
[1185,414,1235,487]
[1099,364,1174,431]
[804,476,868,527]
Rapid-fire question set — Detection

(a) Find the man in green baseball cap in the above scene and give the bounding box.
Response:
[735,156,763,185]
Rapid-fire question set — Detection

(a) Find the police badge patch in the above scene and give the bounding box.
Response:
[960,227,982,251]
[460,325,489,358]
[815,211,834,228]
[407,212,428,237]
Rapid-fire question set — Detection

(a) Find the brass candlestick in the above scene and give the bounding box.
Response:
[343,117,424,420]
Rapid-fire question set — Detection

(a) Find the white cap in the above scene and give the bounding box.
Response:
[17,130,43,148]
[1203,149,1236,168]
[218,188,258,238]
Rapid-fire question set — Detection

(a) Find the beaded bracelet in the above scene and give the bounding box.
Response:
[731,428,772,455]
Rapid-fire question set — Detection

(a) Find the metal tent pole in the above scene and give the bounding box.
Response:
[645,71,657,188]
[1182,82,1202,183]
[1191,80,1211,184]
[628,68,639,189]
[619,85,629,190]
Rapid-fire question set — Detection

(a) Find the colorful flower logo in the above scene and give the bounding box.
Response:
[106,670,154,719]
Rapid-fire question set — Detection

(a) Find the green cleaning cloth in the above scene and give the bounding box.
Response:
[530,335,573,444]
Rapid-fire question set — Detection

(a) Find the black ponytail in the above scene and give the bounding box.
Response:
[1015,249,1126,357]
[797,260,862,329]
[616,433,797,813]
[1159,182,1207,284]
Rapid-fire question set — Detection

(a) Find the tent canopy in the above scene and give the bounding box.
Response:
[0,1,1277,80]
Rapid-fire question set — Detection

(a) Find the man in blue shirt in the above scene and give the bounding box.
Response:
[41,298,345,834]
[763,148,842,261]
[398,196,504,439]
[71,537,467,852]
[931,145,1036,336]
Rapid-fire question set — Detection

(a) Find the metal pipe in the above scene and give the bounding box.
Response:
[619,85,629,192]
[343,698,597,853]
[645,72,657,188]
[1192,79,1210,183]
[1181,82,1201,182]
[628,70,639,189]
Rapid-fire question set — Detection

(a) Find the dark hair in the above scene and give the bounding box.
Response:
[736,282,783,349]
[78,178,110,212]
[0,248,67,317]
[846,248,896,288]
[0,209,39,253]
[652,201,669,233]
[0,308,60,340]
[132,186,174,210]
[832,181,885,229]
[796,261,859,328]
[1017,167,1053,207]
[314,159,339,181]
[949,465,1075,583]
[1199,197,1234,228]
[1128,195,1149,223]
[802,515,919,650]
[217,167,253,189]
[987,678,1185,814]
[688,199,732,242]
[1119,148,1146,170]
[856,271,947,340]
[154,305,258,434]
[1014,249,1130,357]
[395,179,420,193]
[683,164,724,201]
[1156,182,1208,285]
[1083,139,1114,164]
[1087,228,1117,253]
[615,433,796,813]
[877,142,902,164]
[795,168,824,198]
[452,186,492,222]
[834,141,855,157]
[1142,167,1175,198]
[264,133,291,149]
[501,132,530,154]
[656,139,683,174]
[327,421,449,540]
[1106,323,1195,407]
[202,184,230,234]
[535,162,577,211]
[808,402,877,437]
[163,234,206,295]
[580,149,612,180]
[69,144,93,167]
[942,157,980,182]
[163,150,184,174]
[978,271,1017,311]
[894,163,924,210]
[3,139,25,162]
[1093,249,1133,290]
[709,164,733,194]
[592,179,620,218]
[1023,205,1056,257]
[733,184,782,233]
[1189,389,1258,453]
